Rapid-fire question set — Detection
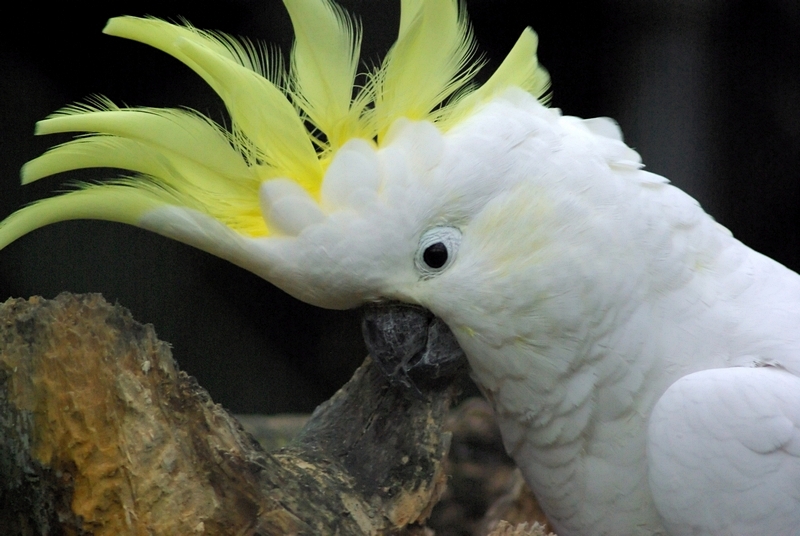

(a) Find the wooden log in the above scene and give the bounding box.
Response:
[0,293,458,535]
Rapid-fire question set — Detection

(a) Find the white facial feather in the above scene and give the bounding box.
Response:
[259,179,326,236]
[320,139,381,212]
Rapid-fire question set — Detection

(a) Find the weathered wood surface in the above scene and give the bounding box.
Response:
[239,399,555,536]
[0,293,458,535]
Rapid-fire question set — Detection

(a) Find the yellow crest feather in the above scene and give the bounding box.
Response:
[284,0,367,150]
[371,0,481,139]
[0,0,550,250]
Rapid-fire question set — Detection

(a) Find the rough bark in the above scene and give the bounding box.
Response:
[239,399,556,536]
[0,293,457,535]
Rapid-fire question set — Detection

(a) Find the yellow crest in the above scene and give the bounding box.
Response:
[1,0,549,246]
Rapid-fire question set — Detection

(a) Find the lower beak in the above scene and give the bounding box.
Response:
[361,302,467,397]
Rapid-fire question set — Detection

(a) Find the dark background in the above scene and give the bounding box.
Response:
[2,0,799,414]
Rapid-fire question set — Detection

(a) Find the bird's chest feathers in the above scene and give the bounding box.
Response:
[439,184,756,532]
[454,302,669,534]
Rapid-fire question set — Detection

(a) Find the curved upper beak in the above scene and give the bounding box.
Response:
[361,302,467,397]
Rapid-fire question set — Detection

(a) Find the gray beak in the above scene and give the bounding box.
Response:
[361,302,467,397]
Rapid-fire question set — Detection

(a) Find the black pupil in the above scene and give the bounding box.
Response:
[423,242,448,269]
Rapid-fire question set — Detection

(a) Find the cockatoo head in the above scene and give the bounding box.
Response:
[1,0,550,387]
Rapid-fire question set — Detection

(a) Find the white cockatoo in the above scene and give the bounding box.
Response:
[2,1,799,534]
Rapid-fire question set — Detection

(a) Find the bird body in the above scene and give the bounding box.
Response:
[2,1,800,534]
[396,91,800,534]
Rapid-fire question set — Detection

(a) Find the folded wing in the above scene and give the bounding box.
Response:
[648,366,800,535]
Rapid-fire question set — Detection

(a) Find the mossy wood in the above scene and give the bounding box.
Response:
[0,293,457,535]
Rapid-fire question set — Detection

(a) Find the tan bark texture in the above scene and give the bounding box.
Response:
[0,293,457,535]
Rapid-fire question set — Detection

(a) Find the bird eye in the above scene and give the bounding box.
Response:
[423,242,448,268]
[415,227,461,277]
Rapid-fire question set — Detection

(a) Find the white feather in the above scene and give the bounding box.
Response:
[648,367,800,535]
[321,138,381,211]
[259,178,326,236]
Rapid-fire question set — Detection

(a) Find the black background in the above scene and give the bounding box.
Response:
[2,0,799,414]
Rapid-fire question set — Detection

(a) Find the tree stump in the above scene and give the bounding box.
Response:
[0,293,458,535]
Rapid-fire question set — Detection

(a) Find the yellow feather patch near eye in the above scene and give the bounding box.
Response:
[0,0,550,250]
